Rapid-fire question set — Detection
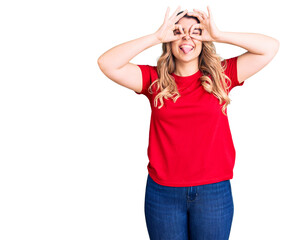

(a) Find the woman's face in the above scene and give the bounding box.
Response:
[171,17,202,63]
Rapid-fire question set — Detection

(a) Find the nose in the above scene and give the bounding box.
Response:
[183,33,191,40]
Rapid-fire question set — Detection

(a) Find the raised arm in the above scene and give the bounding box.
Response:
[187,6,280,84]
[97,34,160,93]
[97,6,188,93]
[215,32,279,84]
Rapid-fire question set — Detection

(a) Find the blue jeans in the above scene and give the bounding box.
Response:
[144,174,234,240]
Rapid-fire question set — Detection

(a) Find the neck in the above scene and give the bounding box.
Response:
[174,59,199,76]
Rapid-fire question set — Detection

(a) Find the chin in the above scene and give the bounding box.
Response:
[175,52,200,62]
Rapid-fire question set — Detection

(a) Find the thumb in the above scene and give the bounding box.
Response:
[177,33,186,40]
[191,35,202,41]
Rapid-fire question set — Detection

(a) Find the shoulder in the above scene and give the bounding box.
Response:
[221,56,238,70]
[137,64,159,81]
[137,64,158,74]
[221,56,245,90]
[135,65,159,96]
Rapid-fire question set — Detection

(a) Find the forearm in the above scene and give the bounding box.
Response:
[215,31,280,55]
[98,33,161,70]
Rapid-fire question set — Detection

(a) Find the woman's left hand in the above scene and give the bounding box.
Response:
[187,6,222,42]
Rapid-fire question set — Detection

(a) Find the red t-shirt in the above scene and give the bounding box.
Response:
[135,56,245,187]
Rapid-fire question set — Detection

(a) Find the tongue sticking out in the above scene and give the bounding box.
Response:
[181,47,193,54]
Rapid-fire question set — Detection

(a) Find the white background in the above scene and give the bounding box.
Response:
[0,0,293,239]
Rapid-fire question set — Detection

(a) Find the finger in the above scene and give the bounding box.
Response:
[193,8,208,20]
[189,24,202,35]
[189,23,204,30]
[187,11,204,22]
[190,35,202,41]
[176,32,186,40]
[174,24,185,34]
[207,5,213,19]
[177,24,184,34]
[194,8,208,19]
[173,25,185,39]
[193,10,207,20]
[177,35,186,40]
[175,9,188,22]
[173,24,184,34]
[170,5,181,19]
[164,7,170,23]
[191,10,205,21]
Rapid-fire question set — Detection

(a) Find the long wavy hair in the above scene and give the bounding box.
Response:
[146,12,234,116]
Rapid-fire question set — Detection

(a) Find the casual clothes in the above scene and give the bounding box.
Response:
[135,56,245,187]
[144,174,234,239]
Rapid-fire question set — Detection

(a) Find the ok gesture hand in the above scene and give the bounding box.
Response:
[154,6,188,43]
[187,6,222,42]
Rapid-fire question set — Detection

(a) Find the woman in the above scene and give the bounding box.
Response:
[97,5,279,240]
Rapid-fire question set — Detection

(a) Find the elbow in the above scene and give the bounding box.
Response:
[97,56,102,66]
[272,38,280,55]
[271,39,280,58]
[264,38,280,57]
[97,56,105,71]
[275,39,280,53]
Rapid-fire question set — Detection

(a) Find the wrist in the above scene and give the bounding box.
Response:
[152,32,163,44]
[213,31,226,43]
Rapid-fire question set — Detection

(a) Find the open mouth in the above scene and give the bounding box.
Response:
[179,45,194,54]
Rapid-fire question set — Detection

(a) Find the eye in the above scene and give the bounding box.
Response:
[192,29,201,34]
[174,29,201,35]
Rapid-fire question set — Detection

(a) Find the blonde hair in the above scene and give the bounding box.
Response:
[146,14,233,116]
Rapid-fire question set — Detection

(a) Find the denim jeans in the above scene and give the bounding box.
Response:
[144,174,234,240]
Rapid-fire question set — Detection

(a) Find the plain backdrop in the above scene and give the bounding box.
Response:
[0,0,293,239]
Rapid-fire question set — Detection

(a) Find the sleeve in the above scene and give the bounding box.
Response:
[222,56,245,92]
[134,65,152,96]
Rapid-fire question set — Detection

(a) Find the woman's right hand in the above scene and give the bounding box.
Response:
[154,6,188,43]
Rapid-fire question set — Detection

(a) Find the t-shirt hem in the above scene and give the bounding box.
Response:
[148,173,233,187]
